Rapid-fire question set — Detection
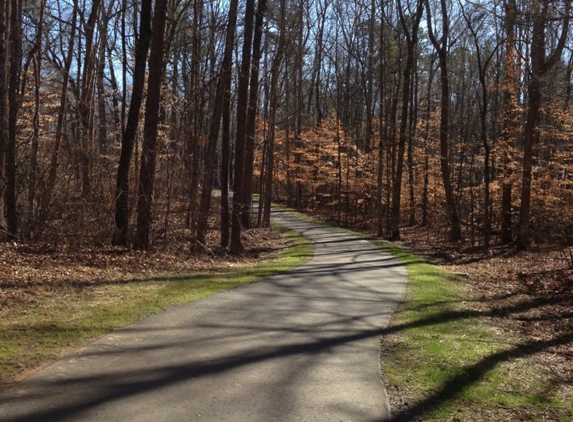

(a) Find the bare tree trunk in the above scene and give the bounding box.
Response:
[262,0,286,228]
[516,0,569,250]
[500,0,518,245]
[133,0,169,251]
[39,0,78,225]
[77,0,102,198]
[421,55,435,228]
[27,0,45,236]
[307,0,329,128]
[376,3,388,238]
[209,1,229,249]
[196,0,238,248]
[184,0,203,234]
[284,57,293,208]
[241,0,267,228]
[389,0,423,240]
[220,71,232,247]
[0,0,7,234]
[461,4,497,248]
[106,47,122,146]
[230,0,256,255]
[425,0,462,242]
[96,3,113,155]
[4,0,22,239]
[112,0,152,247]
[363,0,376,155]
[407,61,418,226]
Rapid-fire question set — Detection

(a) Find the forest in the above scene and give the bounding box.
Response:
[0,0,571,254]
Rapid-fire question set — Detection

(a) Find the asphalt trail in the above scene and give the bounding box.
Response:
[0,210,407,422]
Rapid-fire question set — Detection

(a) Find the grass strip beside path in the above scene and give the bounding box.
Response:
[0,227,312,392]
[379,242,572,422]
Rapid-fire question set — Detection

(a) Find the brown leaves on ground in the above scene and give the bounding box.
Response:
[396,225,573,387]
[0,225,285,315]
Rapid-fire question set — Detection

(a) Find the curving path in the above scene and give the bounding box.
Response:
[0,210,407,422]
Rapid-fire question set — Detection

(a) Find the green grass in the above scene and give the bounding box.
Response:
[378,242,572,421]
[0,226,312,391]
[250,208,571,420]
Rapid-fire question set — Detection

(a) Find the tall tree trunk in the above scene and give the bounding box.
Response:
[363,0,376,155]
[184,0,204,235]
[41,0,78,226]
[262,0,286,228]
[420,56,437,229]
[112,0,152,247]
[516,0,569,250]
[230,0,256,255]
[96,3,112,155]
[425,0,462,242]
[77,0,102,198]
[307,0,327,128]
[195,0,238,248]
[5,0,22,239]
[500,0,518,245]
[133,0,169,251]
[120,0,127,130]
[462,4,496,248]
[106,46,122,145]
[389,0,423,240]
[285,56,293,208]
[0,0,7,234]
[27,0,45,235]
[293,0,304,211]
[376,3,388,237]
[220,70,232,247]
[421,54,435,227]
[407,62,418,226]
[241,0,267,228]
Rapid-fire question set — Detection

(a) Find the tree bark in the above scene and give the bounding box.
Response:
[462,4,497,248]
[40,0,78,227]
[0,1,7,235]
[133,0,169,251]
[220,71,232,248]
[4,0,22,239]
[241,0,267,228]
[389,0,423,240]
[262,0,286,227]
[184,0,203,235]
[195,0,239,248]
[112,0,152,247]
[27,0,45,235]
[425,0,462,242]
[230,0,256,255]
[376,3,388,237]
[516,0,570,250]
[77,0,102,198]
[500,0,518,245]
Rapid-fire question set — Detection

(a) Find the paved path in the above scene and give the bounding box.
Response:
[0,211,407,422]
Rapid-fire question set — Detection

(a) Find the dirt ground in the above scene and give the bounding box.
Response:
[0,225,283,312]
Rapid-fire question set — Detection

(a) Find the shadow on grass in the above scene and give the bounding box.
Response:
[387,331,572,422]
[381,262,572,420]
[1,285,570,422]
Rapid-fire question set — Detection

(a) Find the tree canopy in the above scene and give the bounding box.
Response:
[0,0,571,252]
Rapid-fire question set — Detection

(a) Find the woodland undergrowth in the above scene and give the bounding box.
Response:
[0,200,282,316]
